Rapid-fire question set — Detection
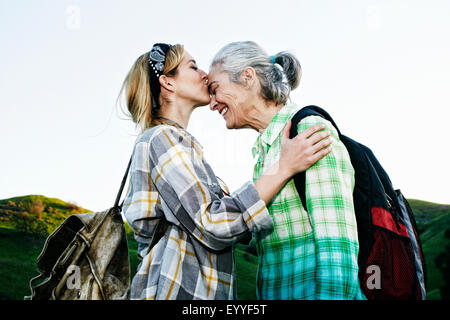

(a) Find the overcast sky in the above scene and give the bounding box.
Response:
[1,0,449,211]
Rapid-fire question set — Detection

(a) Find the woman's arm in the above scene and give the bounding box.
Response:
[147,123,330,251]
[148,125,273,251]
[254,120,331,204]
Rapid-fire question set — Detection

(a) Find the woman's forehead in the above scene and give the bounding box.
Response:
[181,51,194,64]
[208,67,226,81]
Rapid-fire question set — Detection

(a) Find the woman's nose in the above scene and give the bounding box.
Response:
[209,95,218,111]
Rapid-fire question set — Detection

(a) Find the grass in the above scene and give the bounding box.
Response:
[234,244,258,299]
[0,228,46,300]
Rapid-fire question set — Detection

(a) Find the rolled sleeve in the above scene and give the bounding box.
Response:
[233,181,273,233]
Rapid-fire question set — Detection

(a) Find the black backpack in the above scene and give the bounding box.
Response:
[289,105,426,300]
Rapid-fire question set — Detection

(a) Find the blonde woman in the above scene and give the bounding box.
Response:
[119,43,331,300]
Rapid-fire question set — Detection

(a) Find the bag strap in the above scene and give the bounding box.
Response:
[114,156,133,209]
[289,105,341,211]
[290,105,342,138]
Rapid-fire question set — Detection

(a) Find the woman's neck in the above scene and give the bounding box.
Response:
[158,101,194,129]
[246,99,284,133]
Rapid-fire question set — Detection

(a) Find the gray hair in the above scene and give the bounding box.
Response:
[210,41,302,105]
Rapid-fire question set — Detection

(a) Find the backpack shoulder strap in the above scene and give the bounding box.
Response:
[289,105,341,211]
[114,156,133,211]
[289,105,342,138]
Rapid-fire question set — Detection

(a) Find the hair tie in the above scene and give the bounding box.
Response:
[269,55,276,64]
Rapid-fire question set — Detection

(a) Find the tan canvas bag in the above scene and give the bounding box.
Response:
[25,158,132,300]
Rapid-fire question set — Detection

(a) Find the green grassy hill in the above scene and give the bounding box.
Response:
[407,199,450,299]
[0,195,92,236]
[0,194,449,300]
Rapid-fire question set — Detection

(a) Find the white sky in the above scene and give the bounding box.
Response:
[1,0,449,212]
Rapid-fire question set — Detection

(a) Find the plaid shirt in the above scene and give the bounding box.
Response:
[123,119,273,300]
[252,103,366,300]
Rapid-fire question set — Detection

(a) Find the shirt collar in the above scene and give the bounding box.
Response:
[252,102,299,158]
[157,117,204,150]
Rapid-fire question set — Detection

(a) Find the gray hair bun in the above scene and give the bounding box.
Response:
[272,51,302,91]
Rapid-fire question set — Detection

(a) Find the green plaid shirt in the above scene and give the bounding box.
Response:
[252,103,366,300]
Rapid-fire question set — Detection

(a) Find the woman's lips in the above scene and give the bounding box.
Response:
[219,106,228,117]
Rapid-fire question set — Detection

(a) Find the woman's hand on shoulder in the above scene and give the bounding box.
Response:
[279,120,332,176]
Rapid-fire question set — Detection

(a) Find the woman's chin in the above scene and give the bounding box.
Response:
[224,118,244,130]
[194,99,211,108]
[224,118,234,129]
[196,92,212,107]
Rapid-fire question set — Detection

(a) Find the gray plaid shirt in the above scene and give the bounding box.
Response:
[123,119,273,300]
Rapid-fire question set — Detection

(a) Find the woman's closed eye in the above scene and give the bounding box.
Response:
[208,82,218,95]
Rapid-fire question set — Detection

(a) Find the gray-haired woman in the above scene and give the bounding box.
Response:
[208,41,366,300]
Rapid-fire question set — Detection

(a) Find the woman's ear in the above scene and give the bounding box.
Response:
[241,67,256,89]
[159,75,176,93]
